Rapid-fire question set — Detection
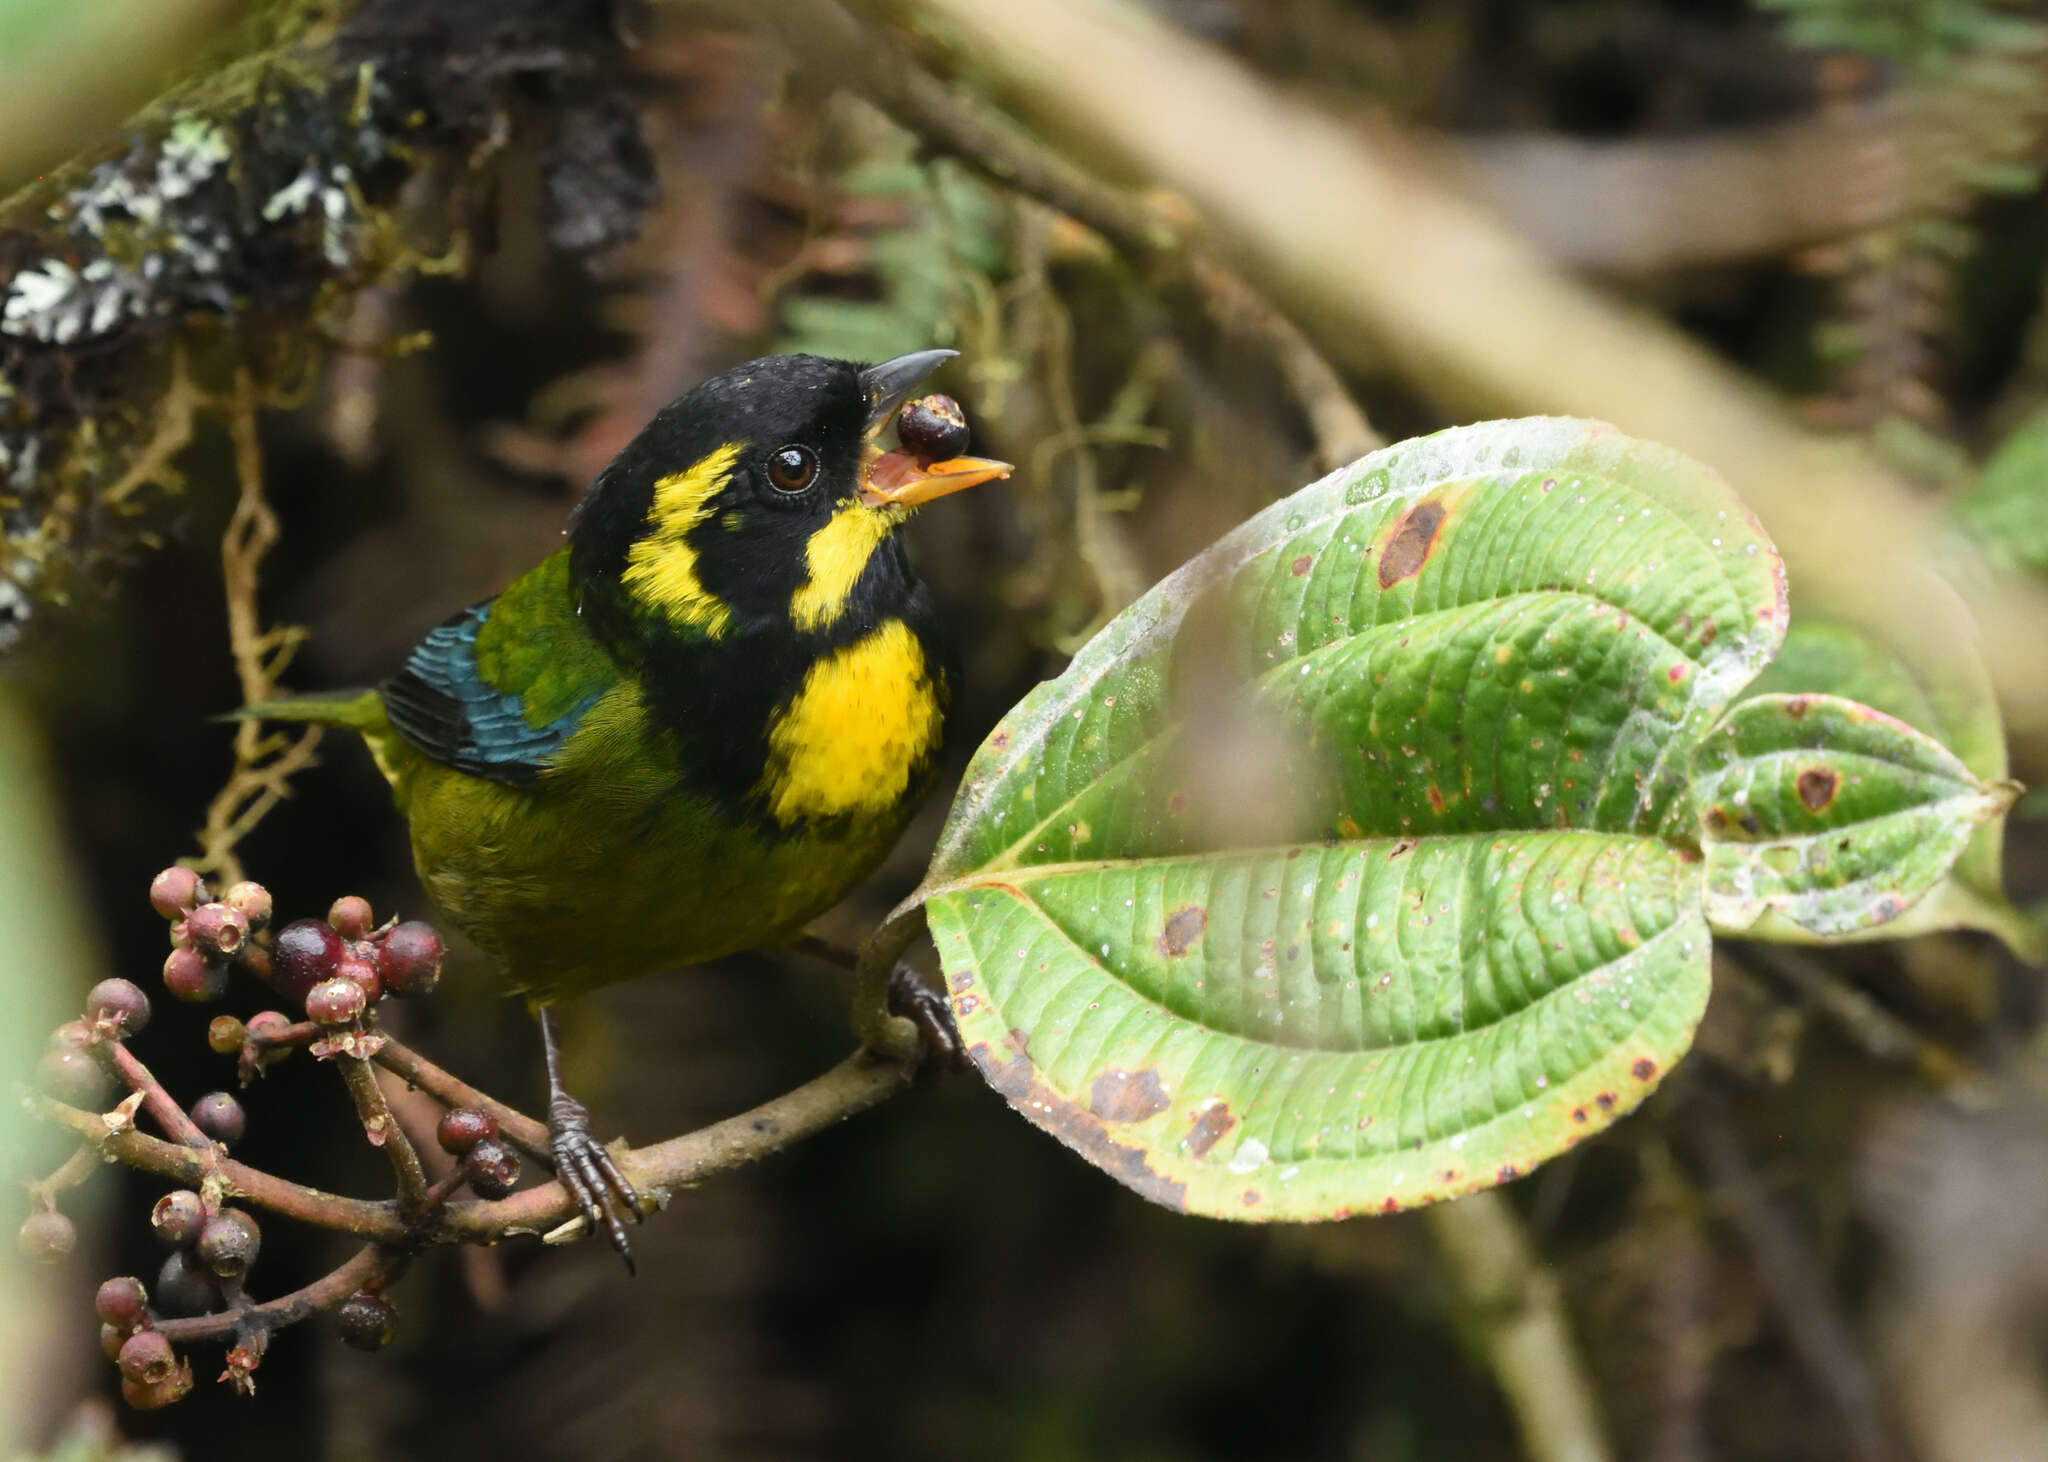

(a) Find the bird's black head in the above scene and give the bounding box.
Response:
[569,351,1007,644]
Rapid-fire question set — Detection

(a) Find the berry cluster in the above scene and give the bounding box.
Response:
[19,866,472,1408]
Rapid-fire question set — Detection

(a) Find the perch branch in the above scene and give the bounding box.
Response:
[1425,1192,1615,1462]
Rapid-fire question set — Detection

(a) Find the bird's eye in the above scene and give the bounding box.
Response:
[766,445,819,494]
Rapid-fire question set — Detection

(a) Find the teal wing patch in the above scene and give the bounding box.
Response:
[382,600,603,783]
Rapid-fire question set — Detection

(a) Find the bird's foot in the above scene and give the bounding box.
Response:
[547,1092,643,1273]
[887,962,965,1073]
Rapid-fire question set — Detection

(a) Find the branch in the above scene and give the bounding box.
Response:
[335,1055,431,1217]
[1424,1192,1615,1462]
[764,0,1379,471]
[886,0,2048,735]
[154,1244,398,1346]
[371,1037,552,1160]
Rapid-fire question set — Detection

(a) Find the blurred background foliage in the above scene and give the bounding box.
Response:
[5,0,2048,1459]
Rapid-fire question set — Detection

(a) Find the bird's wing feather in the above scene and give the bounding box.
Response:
[381,550,615,783]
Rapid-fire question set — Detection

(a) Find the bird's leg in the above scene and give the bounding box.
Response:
[537,1006,642,1272]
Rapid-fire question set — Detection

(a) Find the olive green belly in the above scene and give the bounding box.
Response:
[397,757,907,1003]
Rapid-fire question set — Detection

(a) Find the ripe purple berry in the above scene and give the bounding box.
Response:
[328,895,375,941]
[151,1190,207,1248]
[337,1290,398,1351]
[436,1108,498,1155]
[195,1213,259,1279]
[306,977,367,1026]
[117,1329,177,1385]
[271,919,345,1006]
[47,1018,93,1050]
[37,1046,110,1108]
[148,866,204,921]
[462,1139,521,1199]
[897,393,972,459]
[95,1276,149,1328]
[379,921,444,998]
[163,946,229,1003]
[85,978,150,1037]
[17,1210,76,1263]
[220,880,273,931]
[335,952,382,1004]
[153,1252,218,1317]
[190,1091,246,1146]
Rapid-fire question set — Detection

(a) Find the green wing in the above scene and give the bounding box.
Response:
[381,549,619,784]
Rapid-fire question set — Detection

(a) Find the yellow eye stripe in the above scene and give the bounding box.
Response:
[790,500,897,633]
[621,442,744,636]
[759,619,941,825]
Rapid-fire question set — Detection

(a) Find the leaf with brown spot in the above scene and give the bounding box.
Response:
[1376,498,1446,588]
[1693,693,2017,939]
[911,419,1999,1221]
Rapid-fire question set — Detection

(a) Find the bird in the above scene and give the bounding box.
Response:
[241,350,1010,1266]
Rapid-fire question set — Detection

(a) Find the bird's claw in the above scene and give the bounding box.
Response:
[547,1094,643,1273]
[887,961,966,1073]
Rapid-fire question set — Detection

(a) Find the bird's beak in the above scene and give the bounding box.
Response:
[857,349,1013,509]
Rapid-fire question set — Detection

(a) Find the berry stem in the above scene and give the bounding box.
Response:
[154,1243,399,1345]
[33,1094,408,1241]
[26,1142,100,1208]
[371,1037,552,1160]
[335,1054,431,1217]
[98,1039,215,1149]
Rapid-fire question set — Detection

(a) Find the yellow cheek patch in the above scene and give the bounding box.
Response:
[760,619,942,825]
[790,501,897,633]
[622,442,744,636]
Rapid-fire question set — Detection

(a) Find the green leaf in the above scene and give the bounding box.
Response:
[1740,615,2036,956]
[928,833,1707,1218]
[918,418,1785,1218]
[1693,693,2019,940]
[1956,410,2048,577]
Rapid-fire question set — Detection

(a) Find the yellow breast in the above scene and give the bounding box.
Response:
[758,619,942,826]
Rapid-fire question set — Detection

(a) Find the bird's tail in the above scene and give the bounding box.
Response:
[223,688,386,731]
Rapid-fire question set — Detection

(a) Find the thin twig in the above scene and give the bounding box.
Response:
[371,1036,553,1159]
[766,0,1379,472]
[33,1094,408,1240]
[335,1055,431,1218]
[154,1243,398,1345]
[25,1143,101,1208]
[98,1039,213,1150]
[193,370,322,885]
